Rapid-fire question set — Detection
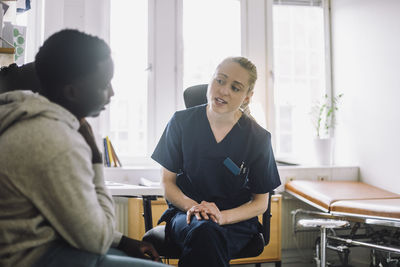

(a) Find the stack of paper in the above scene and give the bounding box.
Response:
[139,177,160,187]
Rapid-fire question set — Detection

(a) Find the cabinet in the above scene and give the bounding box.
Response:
[0,47,14,66]
[128,198,167,239]
[128,195,282,265]
[231,194,282,265]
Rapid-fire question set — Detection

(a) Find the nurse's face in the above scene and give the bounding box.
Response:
[207,61,253,115]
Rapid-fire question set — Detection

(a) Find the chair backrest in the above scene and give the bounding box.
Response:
[0,62,41,94]
[262,192,273,245]
[183,84,208,108]
[183,84,273,246]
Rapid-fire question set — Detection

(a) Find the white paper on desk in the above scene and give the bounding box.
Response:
[139,177,160,187]
[105,180,124,187]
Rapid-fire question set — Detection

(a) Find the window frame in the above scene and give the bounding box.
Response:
[38,0,333,168]
[101,0,181,167]
[269,0,334,162]
[102,0,283,166]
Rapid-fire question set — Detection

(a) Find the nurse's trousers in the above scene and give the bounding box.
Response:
[170,212,255,267]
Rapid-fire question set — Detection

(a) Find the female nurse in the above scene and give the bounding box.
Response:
[151,57,281,267]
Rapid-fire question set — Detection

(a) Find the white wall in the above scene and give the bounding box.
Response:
[331,0,400,193]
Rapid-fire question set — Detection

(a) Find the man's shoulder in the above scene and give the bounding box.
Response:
[24,113,81,143]
[1,114,87,168]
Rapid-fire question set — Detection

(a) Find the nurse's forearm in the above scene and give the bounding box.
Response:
[163,181,198,212]
[220,193,268,225]
[161,167,198,212]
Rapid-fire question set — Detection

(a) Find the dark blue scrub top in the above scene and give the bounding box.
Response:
[152,104,281,220]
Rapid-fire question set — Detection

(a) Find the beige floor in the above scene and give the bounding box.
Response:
[236,247,372,267]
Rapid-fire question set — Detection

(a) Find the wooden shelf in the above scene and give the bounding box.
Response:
[0,47,15,54]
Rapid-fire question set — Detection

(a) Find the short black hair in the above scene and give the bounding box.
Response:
[35,29,111,100]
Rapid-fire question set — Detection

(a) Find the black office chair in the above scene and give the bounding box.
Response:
[143,84,280,267]
[183,84,208,108]
[0,62,41,94]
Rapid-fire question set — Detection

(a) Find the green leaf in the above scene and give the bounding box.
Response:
[17,46,24,55]
[310,93,344,137]
[17,36,25,45]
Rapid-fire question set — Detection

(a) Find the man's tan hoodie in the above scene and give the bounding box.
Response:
[0,91,119,267]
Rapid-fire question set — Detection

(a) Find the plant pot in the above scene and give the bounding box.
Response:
[313,138,333,165]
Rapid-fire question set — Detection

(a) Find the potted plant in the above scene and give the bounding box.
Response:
[310,93,343,165]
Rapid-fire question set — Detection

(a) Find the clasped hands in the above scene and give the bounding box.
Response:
[186,201,224,225]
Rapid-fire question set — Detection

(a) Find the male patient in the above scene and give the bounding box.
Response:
[0,29,165,267]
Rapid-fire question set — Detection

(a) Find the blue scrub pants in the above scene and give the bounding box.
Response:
[32,240,167,267]
[170,212,256,267]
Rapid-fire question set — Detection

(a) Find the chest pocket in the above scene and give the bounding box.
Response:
[195,156,249,200]
[222,158,250,195]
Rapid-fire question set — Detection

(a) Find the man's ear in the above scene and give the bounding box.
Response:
[62,84,79,103]
[55,84,85,119]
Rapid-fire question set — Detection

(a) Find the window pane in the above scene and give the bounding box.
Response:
[273,4,327,163]
[183,0,241,89]
[109,0,148,163]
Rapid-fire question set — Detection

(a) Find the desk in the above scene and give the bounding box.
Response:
[106,181,164,232]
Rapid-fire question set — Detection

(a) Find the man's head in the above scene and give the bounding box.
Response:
[35,29,114,118]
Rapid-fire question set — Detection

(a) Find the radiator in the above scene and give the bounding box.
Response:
[281,194,319,249]
[113,195,319,249]
[113,197,129,235]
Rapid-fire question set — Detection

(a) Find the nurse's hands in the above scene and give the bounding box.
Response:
[186,201,224,225]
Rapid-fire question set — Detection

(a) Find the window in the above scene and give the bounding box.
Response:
[272,0,330,163]
[106,0,243,166]
[108,0,148,165]
[182,0,269,130]
[104,0,330,167]
[35,0,334,168]
[182,0,241,89]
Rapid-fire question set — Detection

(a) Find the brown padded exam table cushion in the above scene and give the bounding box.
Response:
[285,180,400,212]
[286,180,400,264]
[331,198,400,220]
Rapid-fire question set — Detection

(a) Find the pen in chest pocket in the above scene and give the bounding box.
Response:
[239,161,244,174]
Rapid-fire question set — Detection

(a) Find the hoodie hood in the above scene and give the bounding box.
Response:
[0,90,79,135]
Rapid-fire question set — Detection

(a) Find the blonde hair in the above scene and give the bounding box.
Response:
[218,57,258,118]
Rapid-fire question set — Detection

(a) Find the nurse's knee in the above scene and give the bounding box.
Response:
[186,220,225,244]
